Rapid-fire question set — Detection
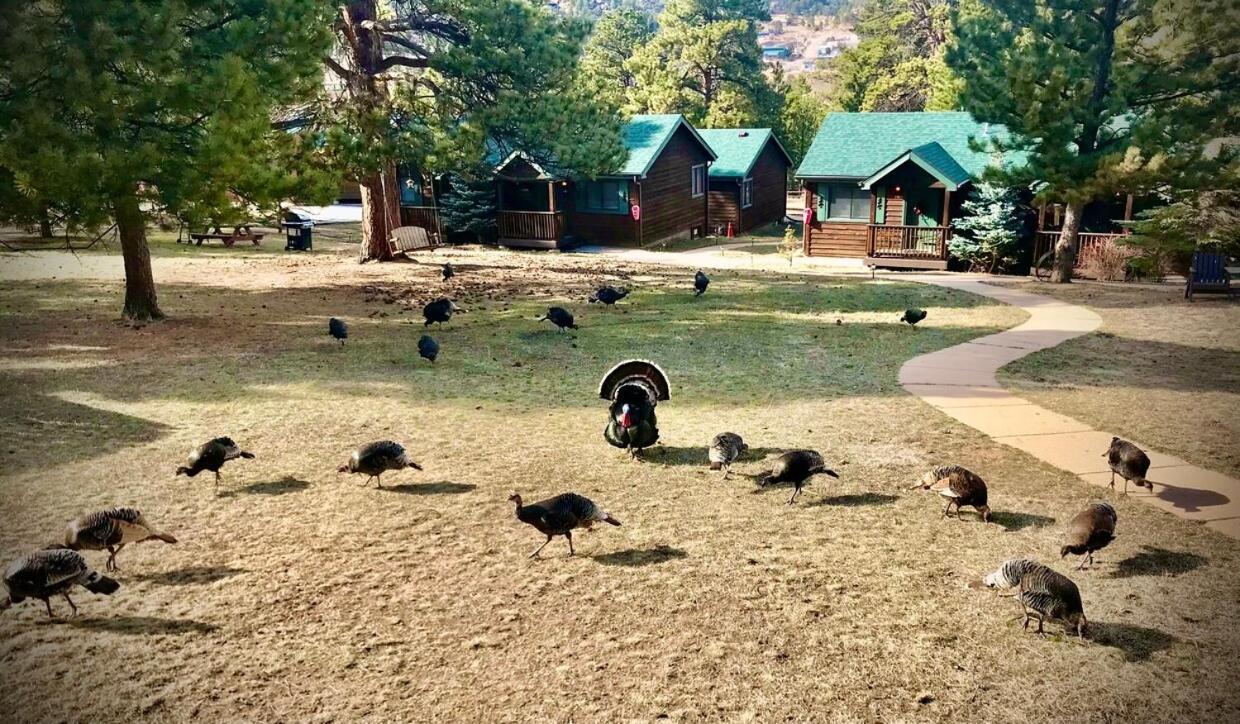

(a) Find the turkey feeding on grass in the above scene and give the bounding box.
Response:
[693,270,710,296]
[442,262,455,282]
[1061,502,1117,570]
[984,558,1087,638]
[328,317,348,345]
[910,465,991,522]
[1,549,120,618]
[176,437,255,488]
[600,359,670,459]
[539,306,578,332]
[900,308,927,326]
[757,450,839,505]
[589,286,629,305]
[708,432,748,477]
[417,334,439,363]
[423,298,462,327]
[65,507,177,572]
[1105,437,1152,494]
[339,440,422,488]
[508,492,621,558]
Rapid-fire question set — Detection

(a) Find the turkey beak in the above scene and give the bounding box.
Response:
[337,465,349,474]
[410,461,423,471]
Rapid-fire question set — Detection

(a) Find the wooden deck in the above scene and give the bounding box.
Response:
[1033,231,1127,268]
[866,224,950,270]
[497,211,564,248]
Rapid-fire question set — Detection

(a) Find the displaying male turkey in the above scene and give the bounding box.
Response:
[693,270,710,297]
[1061,502,1118,570]
[984,558,1087,638]
[708,432,748,477]
[328,317,348,345]
[1104,437,1152,494]
[910,465,991,522]
[339,440,422,487]
[442,262,455,282]
[757,450,839,504]
[423,298,462,327]
[1,548,120,618]
[417,334,439,363]
[589,286,629,305]
[65,507,177,572]
[509,492,621,558]
[538,306,578,331]
[176,437,255,487]
[900,308,927,326]
[600,359,670,458]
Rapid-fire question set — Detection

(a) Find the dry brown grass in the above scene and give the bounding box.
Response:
[998,279,1240,479]
[1,247,1239,722]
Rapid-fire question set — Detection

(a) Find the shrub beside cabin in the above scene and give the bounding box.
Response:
[698,129,792,236]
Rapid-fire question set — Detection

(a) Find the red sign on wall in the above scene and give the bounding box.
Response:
[802,207,814,225]
[631,204,641,221]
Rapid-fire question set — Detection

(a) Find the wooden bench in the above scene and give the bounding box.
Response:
[388,225,440,256]
[188,225,265,247]
[1185,251,1234,300]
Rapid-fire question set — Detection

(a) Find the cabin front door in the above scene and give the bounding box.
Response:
[904,188,943,228]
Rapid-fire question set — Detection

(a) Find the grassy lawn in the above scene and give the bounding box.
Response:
[644,221,795,254]
[2,247,1239,721]
[998,280,1240,479]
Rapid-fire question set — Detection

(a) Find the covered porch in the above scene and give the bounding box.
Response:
[396,167,446,236]
[493,153,568,249]
[1032,193,1136,268]
[860,143,965,270]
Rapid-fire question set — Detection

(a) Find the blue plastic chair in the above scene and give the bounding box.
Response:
[1185,252,1233,300]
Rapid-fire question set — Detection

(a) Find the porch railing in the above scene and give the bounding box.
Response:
[498,210,564,240]
[1033,231,1128,268]
[867,224,950,259]
[399,205,442,232]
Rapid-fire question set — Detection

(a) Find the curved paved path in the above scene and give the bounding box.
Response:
[900,275,1240,539]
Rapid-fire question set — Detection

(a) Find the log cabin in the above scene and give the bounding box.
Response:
[795,112,1026,269]
[491,114,717,249]
[697,128,792,235]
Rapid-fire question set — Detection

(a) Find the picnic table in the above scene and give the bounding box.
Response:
[186,225,265,247]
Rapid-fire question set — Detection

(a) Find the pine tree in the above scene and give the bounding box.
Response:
[948,0,1240,283]
[950,182,1024,273]
[0,0,336,321]
[779,77,830,167]
[439,175,497,243]
[578,8,657,113]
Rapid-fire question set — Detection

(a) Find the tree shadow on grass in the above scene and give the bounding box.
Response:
[990,510,1056,531]
[1108,546,1207,579]
[1088,621,1178,662]
[232,476,311,496]
[381,481,476,495]
[67,616,219,636]
[591,545,687,567]
[809,492,899,507]
[129,565,245,586]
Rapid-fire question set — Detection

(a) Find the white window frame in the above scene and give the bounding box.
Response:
[740,178,754,208]
[691,164,706,198]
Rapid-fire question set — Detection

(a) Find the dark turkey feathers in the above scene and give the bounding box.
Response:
[1105,437,1151,494]
[693,270,710,296]
[442,262,455,282]
[418,334,439,363]
[539,306,577,331]
[900,308,927,326]
[1061,502,1117,570]
[176,437,255,486]
[2,548,120,618]
[328,317,348,344]
[912,465,991,522]
[65,507,177,572]
[423,298,461,327]
[984,559,1087,637]
[339,440,422,487]
[509,492,621,558]
[589,286,629,305]
[708,432,748,474]
[599,360,670,457]
[758,450,839,504]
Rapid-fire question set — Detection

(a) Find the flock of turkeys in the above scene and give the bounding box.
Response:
[1,263,1160,641]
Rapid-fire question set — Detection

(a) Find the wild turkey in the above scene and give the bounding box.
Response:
[589,286,629,305]
[538,306,577,331]
[509,492,621,558]
[708,432,748,476]
[910,465,991,522]
[900,308,927,326]
[423,298,461,327]
[1,548,120,618]
[693,270,710,296]
[65,507,177,572]
[339,440,422,487]
[1061,502,1118,570]
[328,317,348,345]
[1104,437,1152,494]
[417,334,439,363]
[442,262,455,282]
[600,359,670,458]
[984,558,1087,638]
[176,437,255,487]
[758,450,839,504]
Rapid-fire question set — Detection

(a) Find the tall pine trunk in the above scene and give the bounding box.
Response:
[38,209,52,239]
[114,190,164,321]
[358,163,400,262]
[1050,201,1082,283]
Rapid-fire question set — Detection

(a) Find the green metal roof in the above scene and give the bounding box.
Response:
[697,128,792,178]
[617,114,716,177]
[795,112,1023,181]
[859,141,973,191]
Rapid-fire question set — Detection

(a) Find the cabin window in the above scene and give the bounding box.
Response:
[741,178,754,208]
[824,182,869,221]
[397,166,424,206]
[575,180,629,214]
[691,164,706,197]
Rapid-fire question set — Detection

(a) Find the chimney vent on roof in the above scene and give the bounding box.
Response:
[738,131,749,137]
[981,123,990,137]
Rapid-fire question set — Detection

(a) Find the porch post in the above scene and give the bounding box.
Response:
[548,182,556,213]
[941,188,952,259]
[1122,193,1134,224]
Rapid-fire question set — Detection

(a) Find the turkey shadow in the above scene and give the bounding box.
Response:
[68,615,218,635]
[1154,482,1230,514]
[234,476,311,496]
[989,510,1056,531]
[130,565,245,586]
[591,545,687,567]
[646,445,787,467]
[1108,546,1207,579]
[809,493,899,507]
[381,481,476,495]
[1087,621,1178,662]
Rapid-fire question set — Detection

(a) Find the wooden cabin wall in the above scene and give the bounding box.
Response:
[707,180,741,233]
[744,142,789,231]
[564,180,638,245]
[638,126,712,244]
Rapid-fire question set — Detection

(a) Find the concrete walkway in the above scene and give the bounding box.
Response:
[900,275,1240,539]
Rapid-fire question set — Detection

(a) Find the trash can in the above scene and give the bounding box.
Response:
[282,213,313,251]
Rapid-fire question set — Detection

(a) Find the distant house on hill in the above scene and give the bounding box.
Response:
[795,112,1025,269]
[762,45,792,60]
[698,128,792,235]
